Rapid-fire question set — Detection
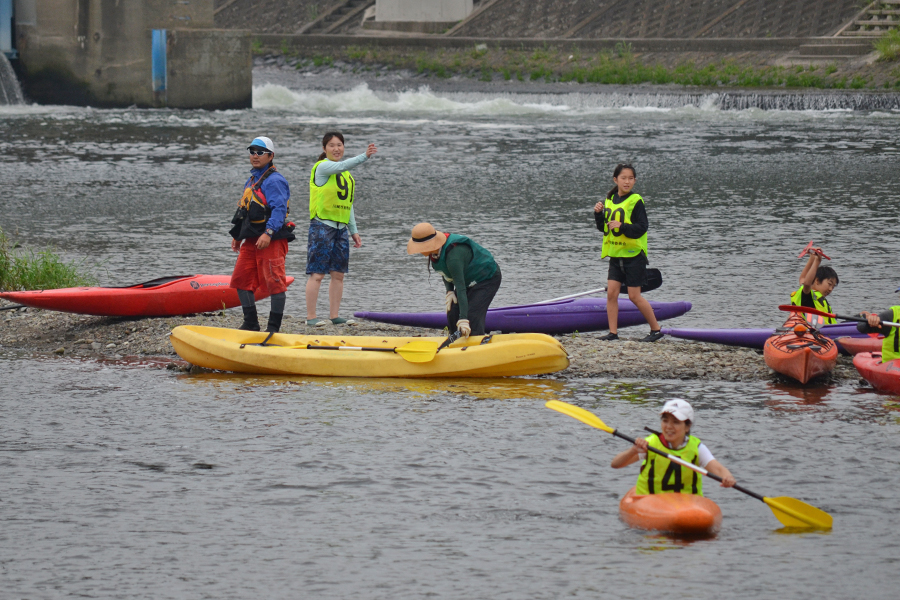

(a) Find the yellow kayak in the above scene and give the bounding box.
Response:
[169,325,569,378]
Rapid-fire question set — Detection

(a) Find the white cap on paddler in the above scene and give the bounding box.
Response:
[248,136,275,153]
[660,398,694,422]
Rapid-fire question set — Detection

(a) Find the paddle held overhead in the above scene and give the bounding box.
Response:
[544,400,833,530]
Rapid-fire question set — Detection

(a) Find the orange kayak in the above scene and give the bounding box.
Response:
[764,316,838,383]
[835,335,883,356]
[853,352,900,395]
[619,487,722,536]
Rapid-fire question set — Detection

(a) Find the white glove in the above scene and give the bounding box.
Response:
[456,319,471,338]
[445,290,458,312]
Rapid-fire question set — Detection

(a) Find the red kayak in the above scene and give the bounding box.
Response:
[853,352,900,395]
[0,274,294,317]
[835,335,883,356]
[763,316,838,384]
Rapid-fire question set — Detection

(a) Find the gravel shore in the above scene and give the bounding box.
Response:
[1,300,860,383]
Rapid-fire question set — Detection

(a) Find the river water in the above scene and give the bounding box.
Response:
[2,73,900,598]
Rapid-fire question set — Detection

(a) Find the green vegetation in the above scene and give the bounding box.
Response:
[268,41,900,90]
[874,29,900,61]
[251,38,263,55]
[0,227,97,291]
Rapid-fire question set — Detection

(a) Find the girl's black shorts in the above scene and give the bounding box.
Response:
[607,255,648,288]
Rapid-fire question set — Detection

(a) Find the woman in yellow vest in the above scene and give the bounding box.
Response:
[611,399,736,495]
[593,163,662,342]
[791,246,839,328]
[306,131,377,327]
[859,288,900,364]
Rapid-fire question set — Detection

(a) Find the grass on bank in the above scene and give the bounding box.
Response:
[875,29,900,62]
[272,43,900,90]
[0,227,97,291]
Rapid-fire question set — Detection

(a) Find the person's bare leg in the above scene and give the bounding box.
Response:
[606,280,622,334]
[328,271,344,319]
[628,287,660,330]
[306,273,325,320]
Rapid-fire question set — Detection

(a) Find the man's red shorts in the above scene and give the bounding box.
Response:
[229,237,289,295]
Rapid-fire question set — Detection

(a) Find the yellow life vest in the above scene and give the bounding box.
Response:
[600,192,647,259]
[636,434,704,496]
[790,286,836,326]
[309,160,355,223]
[882,306,900,363]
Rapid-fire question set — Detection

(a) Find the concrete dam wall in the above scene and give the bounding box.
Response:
[14,0,251,108]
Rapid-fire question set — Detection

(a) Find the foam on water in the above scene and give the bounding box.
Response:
[252,82,900,119]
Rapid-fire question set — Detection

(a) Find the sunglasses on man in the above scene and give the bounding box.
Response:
[249,148,272,156]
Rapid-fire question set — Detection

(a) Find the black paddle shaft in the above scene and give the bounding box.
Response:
[616,428,766,502]
[306,345,396,353]
[0,304,24,311]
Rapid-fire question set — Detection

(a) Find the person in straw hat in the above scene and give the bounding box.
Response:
[407,223,502,339]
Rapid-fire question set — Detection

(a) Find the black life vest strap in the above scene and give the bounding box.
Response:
[250,166,277,191]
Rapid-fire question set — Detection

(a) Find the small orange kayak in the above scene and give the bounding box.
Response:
[619,487,722,535]
[853,352,900,395]
[835,335,883,356]
[764,316,838,383]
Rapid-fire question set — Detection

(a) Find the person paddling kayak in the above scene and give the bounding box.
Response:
[858,286,900,364]
[407,223,501,339]
[792,245,839,327]
[611,399,736,494]
[229,136,295,333]
[306,131,377,327]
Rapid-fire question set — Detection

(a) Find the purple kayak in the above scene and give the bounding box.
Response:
[661,322,866,350]
[354,298,692,335]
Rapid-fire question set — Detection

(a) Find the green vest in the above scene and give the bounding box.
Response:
[636,434,704,496]
[883,306,900,362]
[601,192,648,259]
[790,286,836,326]
[431,234,498,288]
[309,160,355,223]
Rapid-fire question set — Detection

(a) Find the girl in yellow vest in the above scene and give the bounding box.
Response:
[791,246,839,328]
[306,131,377,327]
[859,288,900,364]
[593,164,662,342]
[611,399,736,495]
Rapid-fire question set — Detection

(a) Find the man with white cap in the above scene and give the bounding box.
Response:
[229,136,294,333]
[611,399,735,495]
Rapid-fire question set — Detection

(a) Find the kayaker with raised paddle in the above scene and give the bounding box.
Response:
[229,136,295,333]
[407,223,501,340]
[858,286,900,363]
[792,244,839,328]
[611,399,736,494]
[593,163,662,342]
[306,131,377,327]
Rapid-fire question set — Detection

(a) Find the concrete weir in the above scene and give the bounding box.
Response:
[14,0,251,108]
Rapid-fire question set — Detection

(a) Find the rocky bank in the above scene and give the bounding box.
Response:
[1,300,859,383]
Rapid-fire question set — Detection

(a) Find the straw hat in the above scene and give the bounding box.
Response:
[407,223,447,254]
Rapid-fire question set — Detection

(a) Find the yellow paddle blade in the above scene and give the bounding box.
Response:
[764,496,833,530]
[394,341,439,363]
[545,400,615,434]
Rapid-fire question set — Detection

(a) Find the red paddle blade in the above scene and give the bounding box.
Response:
[812,248,831,260]
[798,241,814,258]
[778,304,836,319]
